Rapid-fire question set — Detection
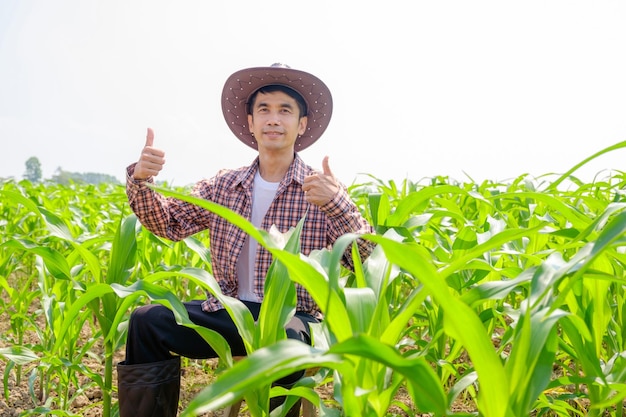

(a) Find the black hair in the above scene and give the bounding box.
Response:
[247,85,308,119]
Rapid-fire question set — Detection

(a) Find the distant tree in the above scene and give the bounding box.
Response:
[24,157,42,183]
[51,167,72,185]
[51,167,120,185]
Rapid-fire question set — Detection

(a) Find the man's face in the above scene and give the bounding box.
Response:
[247,91,308,153]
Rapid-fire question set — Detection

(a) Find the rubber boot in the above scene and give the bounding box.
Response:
[270,396,302,417]
[270,378,302,417]
[117,357,181,417]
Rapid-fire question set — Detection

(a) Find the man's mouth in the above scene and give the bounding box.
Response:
[263,130,284,137]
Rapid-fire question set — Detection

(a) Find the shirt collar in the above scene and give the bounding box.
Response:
[282,153,309,186]
[234,153,309,189]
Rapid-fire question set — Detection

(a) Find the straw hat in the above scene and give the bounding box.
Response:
[221,63,333,151]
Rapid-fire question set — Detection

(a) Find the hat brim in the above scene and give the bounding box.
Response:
[221,66,333,151]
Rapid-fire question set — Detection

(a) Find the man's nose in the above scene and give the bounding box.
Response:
[266,113,281,125]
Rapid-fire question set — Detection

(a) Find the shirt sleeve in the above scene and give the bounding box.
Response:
[319,185,376,269]
[125,163,211,241]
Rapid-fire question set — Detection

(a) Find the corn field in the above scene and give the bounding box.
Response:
[1,142,626,417]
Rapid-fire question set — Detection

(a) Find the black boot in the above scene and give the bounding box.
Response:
[117,357,181,417]
[270,395,302,417]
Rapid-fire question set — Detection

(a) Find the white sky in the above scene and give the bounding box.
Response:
[1,0,626,186]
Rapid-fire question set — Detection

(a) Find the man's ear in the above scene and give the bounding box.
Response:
[248,114,254,133]
[298,116,308,135]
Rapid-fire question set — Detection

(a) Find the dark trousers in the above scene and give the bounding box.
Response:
[125,300,319,385]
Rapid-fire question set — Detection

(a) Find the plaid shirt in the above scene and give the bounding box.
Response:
[126,154,374,317]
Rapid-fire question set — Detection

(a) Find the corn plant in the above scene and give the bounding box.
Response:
[2,140,626,416]
[158,142,626,416]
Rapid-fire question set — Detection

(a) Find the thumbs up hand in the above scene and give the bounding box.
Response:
[133,128,166,181]
[302,156,340,206]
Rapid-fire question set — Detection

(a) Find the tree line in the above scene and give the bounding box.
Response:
[22,156,120,185]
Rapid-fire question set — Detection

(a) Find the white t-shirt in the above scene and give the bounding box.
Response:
[237,171,280,301]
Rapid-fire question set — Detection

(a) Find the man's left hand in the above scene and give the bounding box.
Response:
[302,156,340,206]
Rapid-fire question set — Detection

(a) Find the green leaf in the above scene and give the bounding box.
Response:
[546,140,626,191]
[1,239,71,279]
[39,207,74,241]
[328,334,448,415]
[366,234,511,417]
[107,214,139,285]
[180,340,346,416]
[344,288,376,335]
[0,346,39,365]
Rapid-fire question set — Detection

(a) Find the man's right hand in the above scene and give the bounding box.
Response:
[133,127,166,180]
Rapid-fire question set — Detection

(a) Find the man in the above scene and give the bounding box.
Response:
[117,63,375,417]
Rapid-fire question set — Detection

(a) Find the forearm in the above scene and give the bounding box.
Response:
[125,164,205,241]
[322,188,374,236]
[321,188,376,266]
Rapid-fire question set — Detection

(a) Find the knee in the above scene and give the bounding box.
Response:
[274,369,305,387]
[129,304,172,331]
[285,313,318,346]
[285,327,310,345]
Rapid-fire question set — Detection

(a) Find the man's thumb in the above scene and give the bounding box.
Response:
[145,127,154,147]
[322,156,333,176]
